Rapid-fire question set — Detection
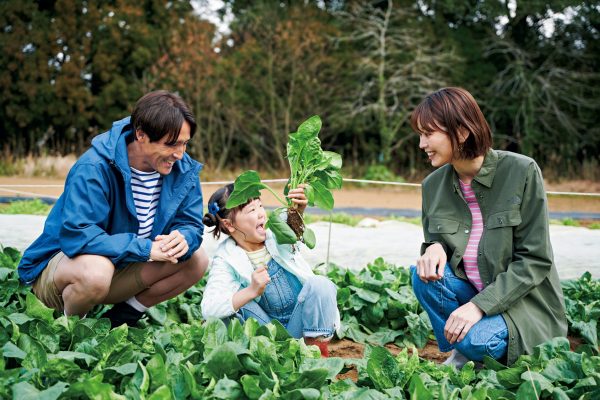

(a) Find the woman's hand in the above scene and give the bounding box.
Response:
[288,184,308,214]
[444,302,484,344]
[416,242,447,282]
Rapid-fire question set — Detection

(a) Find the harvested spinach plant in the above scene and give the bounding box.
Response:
[226,115,342,248]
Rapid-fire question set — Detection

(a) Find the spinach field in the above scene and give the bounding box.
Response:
[1,247,598,399]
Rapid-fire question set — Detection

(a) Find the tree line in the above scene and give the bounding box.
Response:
[1,0,598,179]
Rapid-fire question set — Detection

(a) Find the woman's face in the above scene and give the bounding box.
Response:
[227,198,267,250]
[418,129,454,168]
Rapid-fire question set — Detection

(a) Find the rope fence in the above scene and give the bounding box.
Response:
[1,178,599,198]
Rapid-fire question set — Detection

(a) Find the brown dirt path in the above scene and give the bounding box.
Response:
[1,177,599,214]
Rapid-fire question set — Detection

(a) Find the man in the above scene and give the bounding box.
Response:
[18,90,208,327]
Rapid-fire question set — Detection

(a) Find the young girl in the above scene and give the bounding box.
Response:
[200,184,339,356]
[411,87,567,367]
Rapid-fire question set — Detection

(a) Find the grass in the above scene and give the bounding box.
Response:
[303,213,422,227]
[0,199,52,215]
[303,212,363,226]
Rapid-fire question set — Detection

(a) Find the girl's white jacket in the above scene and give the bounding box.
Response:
[200,231,340,333]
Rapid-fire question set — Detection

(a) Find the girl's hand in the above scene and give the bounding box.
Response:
[444,302,484,344]
[288,184,308,214]
[249,266,270,296]
[416,242,447,282]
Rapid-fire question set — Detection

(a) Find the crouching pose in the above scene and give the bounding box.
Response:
[200,184,339,356]
[18,91,209,327]
[410,87,567,367]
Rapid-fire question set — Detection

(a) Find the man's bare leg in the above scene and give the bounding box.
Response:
[53,254,115,316]
[103,247,209,306]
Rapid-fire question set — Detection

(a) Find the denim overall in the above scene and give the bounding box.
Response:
[236,258,337,339]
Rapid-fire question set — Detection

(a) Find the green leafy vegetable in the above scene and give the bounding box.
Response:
[226,115,342,248]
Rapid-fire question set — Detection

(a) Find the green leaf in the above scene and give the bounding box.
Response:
[131,361,150,395]
[241,375,263,400]
[147,385,172,400]
[285,388,321,400]
[19,334,48,369]
[296,115,322,139]
[497,366,526,388]
[348,286,380,303]
[572,320,598,348]
[310,181,334,211]
[11,381,68,400]
[25,292,54,323]
[406,311,432,348]
[299,357,345,380]
[49,351,97,367]
[303,228,316,249]
[202,318,229,355]
[266,213,297,245]
[0,267,13,281]
[321,151,342,170]
[541,358,581,383]
[7,313,34,325]
[226,170,267,209]
[366,346,402,390]
[516,379,541,400]
[408,374,434,400]
[213,376,242,399]
[281,368,329,391]
[105,363,138,376]
[147,353,168,391]
[205,342,246,379]
[2,342,26,359]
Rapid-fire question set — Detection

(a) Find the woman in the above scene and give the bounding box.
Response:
[411,87,567,367]
[200,184,339,357]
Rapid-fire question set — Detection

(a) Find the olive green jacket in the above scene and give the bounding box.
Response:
[421,149,567,365]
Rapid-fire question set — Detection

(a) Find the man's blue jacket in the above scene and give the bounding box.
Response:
[18,117,204,284]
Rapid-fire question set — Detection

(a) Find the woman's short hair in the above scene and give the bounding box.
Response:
[411,87,492,159]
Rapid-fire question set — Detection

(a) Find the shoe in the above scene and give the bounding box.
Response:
[304,337,330,357]
[100,302,145,328]
[442,349,469,369]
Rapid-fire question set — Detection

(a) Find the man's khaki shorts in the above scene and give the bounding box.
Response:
[32,252,149,311]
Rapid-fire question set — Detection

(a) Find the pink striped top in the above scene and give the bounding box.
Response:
[459,180,484,291]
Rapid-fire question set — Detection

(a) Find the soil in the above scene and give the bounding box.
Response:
[287,208,304,239]
[330,336,592,382]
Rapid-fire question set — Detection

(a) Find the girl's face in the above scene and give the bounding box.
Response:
[418,129,455,168]
[227,198,267,251]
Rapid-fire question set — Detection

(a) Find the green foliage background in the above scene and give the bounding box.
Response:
[1,0,599,179]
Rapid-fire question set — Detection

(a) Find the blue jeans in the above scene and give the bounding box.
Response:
[410,264,508,362]
[236,272,337,339]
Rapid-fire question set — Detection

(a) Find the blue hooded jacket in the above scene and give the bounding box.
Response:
[18,117,204,284]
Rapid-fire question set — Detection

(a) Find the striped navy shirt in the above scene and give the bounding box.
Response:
[130,167,162,239]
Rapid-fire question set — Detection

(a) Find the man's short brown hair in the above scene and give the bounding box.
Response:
[411,87,492,159]
[131,90,196,145]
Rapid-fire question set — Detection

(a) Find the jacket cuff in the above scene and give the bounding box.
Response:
[141,238,153,261]
[420,241,448,256]
[471,289,503,316]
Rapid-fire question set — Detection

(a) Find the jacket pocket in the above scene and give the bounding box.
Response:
[487,210,522,229]
[428,218,460,234]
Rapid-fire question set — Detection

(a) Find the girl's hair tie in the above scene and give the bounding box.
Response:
[208,201,220,217]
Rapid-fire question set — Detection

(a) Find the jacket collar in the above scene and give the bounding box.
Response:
[217,231,284,281]
[474,149,498,188]
[452,148,498,190]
